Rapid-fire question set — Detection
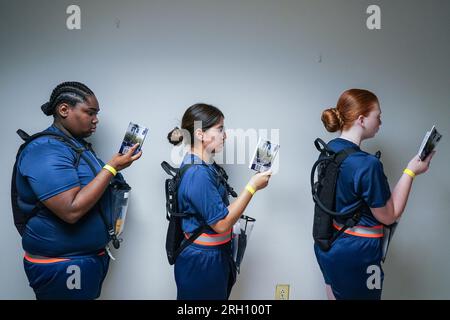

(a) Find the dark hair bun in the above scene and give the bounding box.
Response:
[167,127,184,146]
[40,102,54,116]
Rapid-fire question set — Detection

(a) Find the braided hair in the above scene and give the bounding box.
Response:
[41,82,94,116]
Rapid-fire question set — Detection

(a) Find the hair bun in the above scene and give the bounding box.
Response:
[167,127,184,146]
[40,102,54,116]
[321,107,343,132]
[331,108,344,128]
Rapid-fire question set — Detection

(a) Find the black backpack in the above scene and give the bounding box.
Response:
[161,160,237,265]
[311,138,375,251]
[11,129,128,249]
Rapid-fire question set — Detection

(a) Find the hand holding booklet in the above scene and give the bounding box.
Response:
[249,138,280,172]
[382,125,442,262]
[417,125,442,161]
[119,122,149,155]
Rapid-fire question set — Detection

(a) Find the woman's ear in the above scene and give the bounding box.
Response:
[356,114,365,128]
[56,103,70,119]
[194,128,204,142]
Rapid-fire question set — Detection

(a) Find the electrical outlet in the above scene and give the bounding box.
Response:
[275,284,290,300]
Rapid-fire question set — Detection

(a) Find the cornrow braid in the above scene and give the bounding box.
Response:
[41,81,94,116]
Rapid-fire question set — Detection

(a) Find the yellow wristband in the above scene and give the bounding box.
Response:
[103,164,117,176]
[245,184,256,195]
[403,168,415,179]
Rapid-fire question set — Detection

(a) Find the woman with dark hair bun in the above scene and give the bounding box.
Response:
[14,81,142,299]
[315,89,435,300]
[167,103,272,300]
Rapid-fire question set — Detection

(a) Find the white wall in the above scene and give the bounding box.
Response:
[0,0,449,299]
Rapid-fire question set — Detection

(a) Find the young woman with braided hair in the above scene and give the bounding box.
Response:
[15,81,141,299]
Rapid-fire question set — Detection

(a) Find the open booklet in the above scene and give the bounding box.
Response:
[418,125,442,161]
[119,122,149,155]
[249,138,280,172]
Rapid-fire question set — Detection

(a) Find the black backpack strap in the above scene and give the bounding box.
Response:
[176,163,207,223]
[328,211,362,244]
[311,143,365,245]
[335,146,367,215]
[14,129,119,247]
[314,138,335,154]
[311,146,362,216]
[173,224,208,260]
[20,130,88,168]
[328,147,366,243]
[311,138,382,250]
[12,130,86,235]
[17,129,84,151]
[28,131,94,178]
[163,160,232,262]
[16,129,30,141]
[334,147,359,166]
[172,163,212,255]
[162,161,190,221]
[161,160,178,178]
[212,163,238,198]
[61,141,121,249]
[73,147,121,249]
[179,163,195,178]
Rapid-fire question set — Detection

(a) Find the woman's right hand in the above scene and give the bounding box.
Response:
[108,143,143,172]
[248,170,272,192]
[406,151,436,176]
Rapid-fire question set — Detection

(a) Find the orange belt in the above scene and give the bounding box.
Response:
[24,251,106,264]
[184,229,232,246]
[333,221,384,238]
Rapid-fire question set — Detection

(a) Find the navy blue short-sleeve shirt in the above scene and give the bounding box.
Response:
[177,154,230,234]
[327,138,391,226]
[16,125,109,257]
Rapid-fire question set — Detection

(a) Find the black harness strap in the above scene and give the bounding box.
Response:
[163,160,237,262]
[311,139,371,250]
[171,164,209,259]
[14,129,118,247]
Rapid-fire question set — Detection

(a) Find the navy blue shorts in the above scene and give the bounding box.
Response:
[314,234,384,300]
[175,243,236,300]
[23,251,109,300]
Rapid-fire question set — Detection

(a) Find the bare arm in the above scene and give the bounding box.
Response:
[210,171,272,233]
[209,188,254,234]
[43,170,114,224]
[43,144,142,224]
[371,174,413,225]
[371,152,435,225]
